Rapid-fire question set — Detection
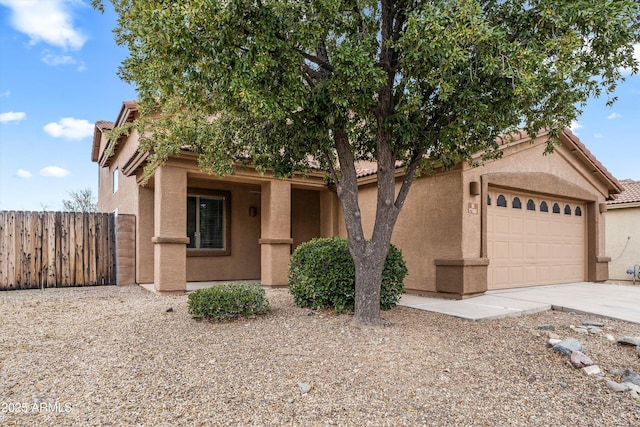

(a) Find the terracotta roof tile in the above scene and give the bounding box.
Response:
[608,179,640,205]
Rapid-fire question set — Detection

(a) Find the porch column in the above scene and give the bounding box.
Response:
[259,180,292,287]
[152,166,189,293]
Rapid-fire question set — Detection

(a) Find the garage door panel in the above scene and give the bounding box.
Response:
[488,190,585,290]
[509,242,523,260]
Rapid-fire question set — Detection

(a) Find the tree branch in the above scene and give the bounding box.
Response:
[294,48,334,73]
[395,147,427,210]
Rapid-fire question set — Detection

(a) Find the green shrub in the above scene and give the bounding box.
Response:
[188,282,270,321]
[288,237,407,313]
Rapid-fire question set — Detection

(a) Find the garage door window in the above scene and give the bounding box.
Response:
[527,199,535,211]
[512,197,522,209]
[575,206,582,216]
[552,203,560,214]
[540,201,549,212]
[564,204,572,215]
[497,195,507,207]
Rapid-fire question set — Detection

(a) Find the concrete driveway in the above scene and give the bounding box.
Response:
[399,282,640,324]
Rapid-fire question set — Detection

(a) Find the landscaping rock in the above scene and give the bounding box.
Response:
[570,351,593,368]
[538,324,555,331]
[583,365,601,376]
[618,337,640,346]
[298,383,311,394]
[583,320,605,327]
[605,334,616,342]
[574,327,588,335]
[606,380,630,393]
[586,326,602,334]
[621,370,640,387]
[637,345,640,358]
[553,338,583,356]
[624,382,640,395]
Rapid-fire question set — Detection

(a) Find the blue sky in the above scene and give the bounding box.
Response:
[0,1,639,212]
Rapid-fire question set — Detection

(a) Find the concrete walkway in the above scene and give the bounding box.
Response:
[399,282,640,324]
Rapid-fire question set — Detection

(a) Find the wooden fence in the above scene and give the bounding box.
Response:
[0,211,116,290]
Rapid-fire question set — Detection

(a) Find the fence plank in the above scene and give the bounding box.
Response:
[88,214,97,285]
[14,212,24,289]
[73,212,82,285]
[44,212,56,287]
[0,212,7,288]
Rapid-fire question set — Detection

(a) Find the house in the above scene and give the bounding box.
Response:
[606,179,640,284]
[92,101,621,298]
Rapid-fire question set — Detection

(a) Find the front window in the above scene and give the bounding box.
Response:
[187,193,228,251]
[113,167,119,193]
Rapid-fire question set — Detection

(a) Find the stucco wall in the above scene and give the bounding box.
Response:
[292,188,321,250]
[606,205,640,282]
[96,129,141,216]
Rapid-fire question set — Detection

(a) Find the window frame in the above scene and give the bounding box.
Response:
[112,167,119,193]
[186,189,231,257]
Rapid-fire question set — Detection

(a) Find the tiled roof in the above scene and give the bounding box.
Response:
[95,120,114,131]
[608,179,640,205]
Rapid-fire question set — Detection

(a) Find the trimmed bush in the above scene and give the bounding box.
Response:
[288,237,407,313]
[188,282,270,321]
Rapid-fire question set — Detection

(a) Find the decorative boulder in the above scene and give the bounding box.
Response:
[570,351,593,368]
[553,338,583,356]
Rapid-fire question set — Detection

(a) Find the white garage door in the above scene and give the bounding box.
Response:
[487,189,586,290]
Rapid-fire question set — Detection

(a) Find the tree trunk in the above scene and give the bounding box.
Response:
[351,241,389,327]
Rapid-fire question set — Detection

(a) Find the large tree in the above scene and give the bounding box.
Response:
[96,0,639,326]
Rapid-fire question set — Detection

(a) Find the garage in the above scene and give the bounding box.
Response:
[487,188,586,290]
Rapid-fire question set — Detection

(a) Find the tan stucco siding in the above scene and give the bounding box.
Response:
[292,189,321,250]
[606,205,640,282]
[136,186,154,283]
[392,171,463,293]
[96,130,141,216]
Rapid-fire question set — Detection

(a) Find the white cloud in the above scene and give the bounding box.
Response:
[43,117,94,140]
[569,120,583,134]
[15,169,33,179]
[0,111,26,123]
[594,133,603,139]
[607,112,621,120]
[0,90,10,98]
[41,50,86,71]
[39,166,70,178]
[0,0,87,50]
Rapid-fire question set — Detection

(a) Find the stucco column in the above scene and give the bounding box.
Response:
[259,180,292,287]
[152,166,189,293]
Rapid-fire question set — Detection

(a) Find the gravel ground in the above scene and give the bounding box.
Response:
[1,285,639,426]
